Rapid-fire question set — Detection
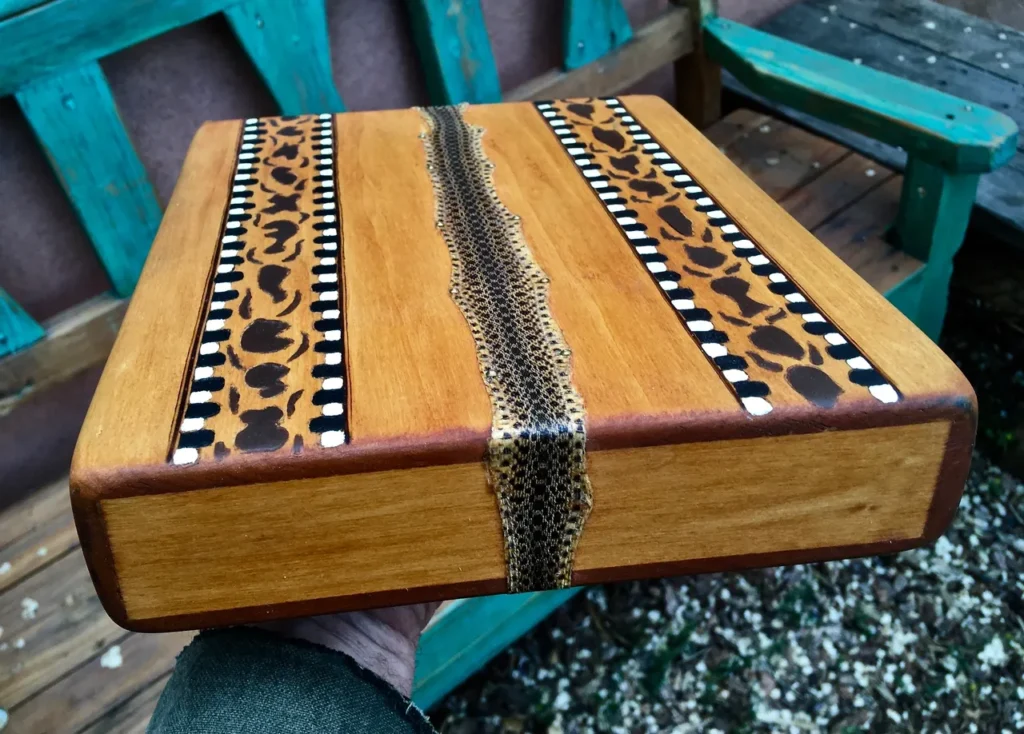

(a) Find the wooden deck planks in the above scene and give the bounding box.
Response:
[11,632,191,734]
[0,109,913,733]
[740,0,1024,242]
[0,552,122,709]
[77,674,170,734]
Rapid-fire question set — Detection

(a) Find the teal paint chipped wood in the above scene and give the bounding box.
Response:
[412,588,581,710]
[0,0,234,97]
[16,61,162,297]
[563,0,633,70]
[704,16,1019,174]
[891,158,980,339]
[226,0,344,114]
[404,0,502,104]
[0,288,44,358]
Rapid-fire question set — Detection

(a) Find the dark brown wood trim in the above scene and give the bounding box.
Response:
[71,393,971,501]
[70,487,131,629]
[572,534,929,588]
[114,577,509,633]
[922,397,977,539]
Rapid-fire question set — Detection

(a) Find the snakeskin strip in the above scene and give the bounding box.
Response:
[419,105,592,592]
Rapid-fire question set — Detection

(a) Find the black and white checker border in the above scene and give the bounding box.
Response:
[307,113,348,448]
[535,101,775,417]
[171,117,266,465]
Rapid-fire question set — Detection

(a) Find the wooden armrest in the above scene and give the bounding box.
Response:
[704,16,1018,174]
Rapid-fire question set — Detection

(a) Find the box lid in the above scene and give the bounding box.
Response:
[71,97,974,631]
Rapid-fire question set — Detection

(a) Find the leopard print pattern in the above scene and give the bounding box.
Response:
[171,114,347,465]
[536,98,900,415]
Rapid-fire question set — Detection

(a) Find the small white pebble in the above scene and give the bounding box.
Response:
[979,637,1008,667]
[20,598,38,620]
[35,547,47,558]
[924,21,936,30]
[13,639,24,650]
[865,168,877,177]
[927,55,937,64]
[996,52,1004,59]
[553,690,571,711]
[849,22,857,28]
[999,32,1007,40]
[829,4,837,11]
[759,124,771,133]
[100,645,123,669]
[897,54,906,62]
[1001,62,1010,69]
[964,26,972,33]
[64,594,75,607]
[821,15,829,23]
[766,157,780,166]
[0,562,10,575]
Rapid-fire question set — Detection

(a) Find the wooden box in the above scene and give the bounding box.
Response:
[71,97,974,632]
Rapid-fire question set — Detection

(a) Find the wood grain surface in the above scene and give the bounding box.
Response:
[102,419,953,628]
[72,120,240,481]
[70,98,975,629]
[338,108,491,450]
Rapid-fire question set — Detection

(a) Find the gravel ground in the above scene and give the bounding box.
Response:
[432,274,1024,733]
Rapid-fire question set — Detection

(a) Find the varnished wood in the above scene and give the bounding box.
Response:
[101,420,955,628]
[72,120,240,479]
[71,97,974,630]
[463,103,738,438]
[623,96,958,400]
[338,109,492,449]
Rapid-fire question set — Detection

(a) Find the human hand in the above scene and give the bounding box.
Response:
[255,602,442,696]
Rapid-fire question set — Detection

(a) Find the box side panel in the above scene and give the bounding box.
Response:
[100,420,953,629]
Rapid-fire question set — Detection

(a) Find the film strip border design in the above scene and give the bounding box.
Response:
[535,98,900,415]
[170,114,348,465]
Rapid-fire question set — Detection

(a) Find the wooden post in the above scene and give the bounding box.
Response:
[0,288,44,358]
[562,0,633,71]
[225,0,345,114]
[16,61,162,298]
[892,157,979,340]
[675,0,721,129]
[403,0,502,105]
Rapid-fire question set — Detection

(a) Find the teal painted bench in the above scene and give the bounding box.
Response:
[0,0,1016,712]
